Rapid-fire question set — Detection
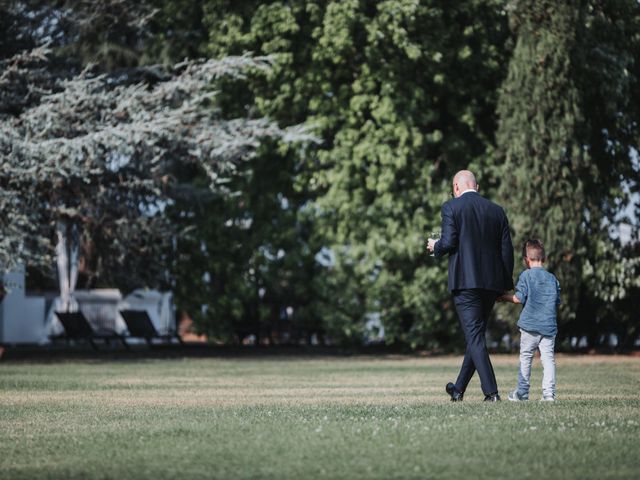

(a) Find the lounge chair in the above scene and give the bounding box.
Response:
[53,311,128,350]
[119,309,183,347]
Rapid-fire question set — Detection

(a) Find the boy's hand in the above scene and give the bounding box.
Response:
[427,238,437,253]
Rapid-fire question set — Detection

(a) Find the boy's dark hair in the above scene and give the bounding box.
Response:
[523,239,546,261]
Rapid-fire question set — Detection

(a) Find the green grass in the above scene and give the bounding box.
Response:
[1,355,639,479]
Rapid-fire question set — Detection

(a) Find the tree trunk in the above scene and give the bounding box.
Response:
[56,221,80,312]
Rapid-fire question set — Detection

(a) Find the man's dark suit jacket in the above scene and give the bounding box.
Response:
[434,191,514,292]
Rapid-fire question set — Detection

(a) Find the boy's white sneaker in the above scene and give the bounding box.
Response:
[540,395,556,402]
[507,390,528,401]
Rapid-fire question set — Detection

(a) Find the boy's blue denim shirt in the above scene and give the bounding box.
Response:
[514,267,561,337]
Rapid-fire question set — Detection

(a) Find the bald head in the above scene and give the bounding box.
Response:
[452,170,478,198]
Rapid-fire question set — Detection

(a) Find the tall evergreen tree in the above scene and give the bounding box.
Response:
[572,0,640,347]
[495,0,640,346]
[496,0,586,322]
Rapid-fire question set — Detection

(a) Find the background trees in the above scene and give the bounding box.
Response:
[192,0,512,346]
[2,0,638,349]
[0,1,312,305]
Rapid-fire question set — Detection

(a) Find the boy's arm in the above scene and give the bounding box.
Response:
[513,272,528,305]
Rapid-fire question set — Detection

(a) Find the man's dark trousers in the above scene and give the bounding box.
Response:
[453,289,499,395]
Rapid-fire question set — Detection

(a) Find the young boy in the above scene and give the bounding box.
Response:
[498,239,561,402]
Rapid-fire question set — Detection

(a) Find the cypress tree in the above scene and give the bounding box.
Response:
[496,0,640,347]
[496,0,587,326]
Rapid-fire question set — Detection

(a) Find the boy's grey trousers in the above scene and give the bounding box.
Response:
[517,329,556,399]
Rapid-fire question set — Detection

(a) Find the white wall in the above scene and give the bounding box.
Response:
[0,268,46,344]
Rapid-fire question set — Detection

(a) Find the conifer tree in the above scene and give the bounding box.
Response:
[0,2,312,296]
[496,0,586,322]
[495,0,640,343]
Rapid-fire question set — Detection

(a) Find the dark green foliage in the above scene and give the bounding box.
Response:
[495,0,640,347]
[144,0,209,64]
[169,143,326,344]
[496,0,586,321]
[185,0,512,347]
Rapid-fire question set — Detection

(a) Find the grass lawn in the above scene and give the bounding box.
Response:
[1,354,639,479]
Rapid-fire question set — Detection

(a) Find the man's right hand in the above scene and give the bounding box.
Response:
[497,293,520,304]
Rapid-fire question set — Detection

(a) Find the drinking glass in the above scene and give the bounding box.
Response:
[428,230,441,257]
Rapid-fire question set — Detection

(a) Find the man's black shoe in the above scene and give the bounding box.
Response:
[483,392,501,402]
[446,382,464,402]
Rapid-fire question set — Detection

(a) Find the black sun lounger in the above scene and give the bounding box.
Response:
[119,309,183,347]
[53,311,128,350]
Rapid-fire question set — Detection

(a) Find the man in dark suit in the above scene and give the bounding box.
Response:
[427,170,514,402]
